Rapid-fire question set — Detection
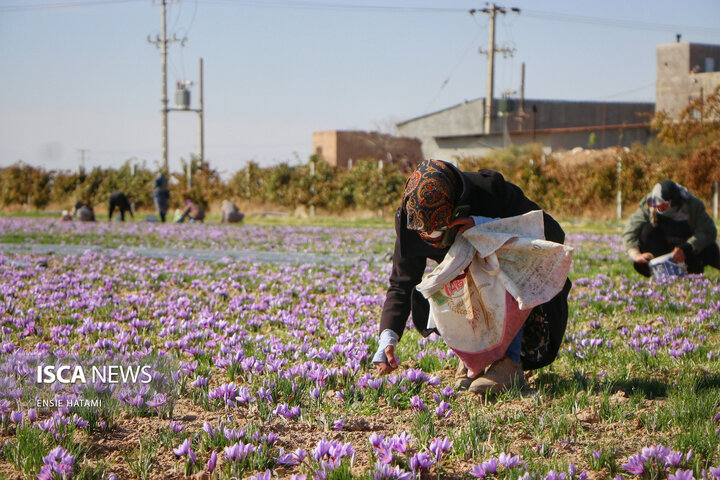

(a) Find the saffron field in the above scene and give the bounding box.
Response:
[1,217,720,480]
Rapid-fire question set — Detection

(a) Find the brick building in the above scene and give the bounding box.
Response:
[312,130,422,171]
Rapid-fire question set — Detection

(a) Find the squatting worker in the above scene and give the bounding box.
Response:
[108,191,134,222]
[372,159,572,394]
[623,180,720,277]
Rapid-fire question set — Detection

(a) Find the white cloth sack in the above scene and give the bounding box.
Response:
[416,210,573,373]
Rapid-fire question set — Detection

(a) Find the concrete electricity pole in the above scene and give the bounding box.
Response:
[471,4,520,134]
[148,0,186,175]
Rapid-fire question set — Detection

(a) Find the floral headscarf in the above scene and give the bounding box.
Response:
[402,159,459,244]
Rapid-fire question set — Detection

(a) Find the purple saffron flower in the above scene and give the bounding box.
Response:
[206,451,217,473]
[332,419,344,431]
[146,393,166,409]
[313,438,333,461]
[471,464,490,478]
[173,438,192,457]
[435,401,452,418]
[10,411,22,424]
[545,471,567,480]
[250,470,272,480]
[224,442,256,462]
[367,378,383,389]
[410,396,425,410]
[429,437,453,461]
[709,466,720,479]
[275,448,304,466]
[498,452,524,468]
[37,446,75,480]
[369,433,386,450]
[376,445,394,465]
[482,459,499,475]
[668,470,695,480]
[389,432,413,454]
[622,454,646,475]
[665,450,683,467]
[169,421,185,433]
[410,451,435,474]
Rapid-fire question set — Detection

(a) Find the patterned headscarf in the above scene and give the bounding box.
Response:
[402,159,458,242]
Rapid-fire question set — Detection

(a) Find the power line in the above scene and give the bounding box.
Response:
[521,9,720,36]
[0,0,144,12]
[3,1,717,37]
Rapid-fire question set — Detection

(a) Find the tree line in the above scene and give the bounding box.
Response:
[1,87,718,219]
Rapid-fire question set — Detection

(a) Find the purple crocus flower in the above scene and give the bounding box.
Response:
[332,419,344,431]
[313,438,333,461]
[250,470,272,480]
[389,432,413,454]
[367,378,383,389]
[410,396,425,410]
[545,471,567,480]
[429,437,453,461]
[173,438,192,457]
[410,451,435,474]
[37,446,75,480]
[145,393,166,409]
[471,464,490,479]
[435,401,452,418]
[668,470,695,480]
[169,421,185,433]
[498,452,524,468]
[709,466,720,479]
[224,442,256,462]
[206,451,217,473]
[275,448,306,467]
[10,411,22,424]
[622,454,646,475]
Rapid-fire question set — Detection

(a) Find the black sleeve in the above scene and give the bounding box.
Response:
[378,213,427,339]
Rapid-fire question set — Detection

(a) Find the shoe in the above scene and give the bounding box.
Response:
[454,361,482,390]
[468,357,524,394]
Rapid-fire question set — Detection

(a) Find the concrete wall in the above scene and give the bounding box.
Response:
[424,126,651,162]
[397,98,653,160]
[312,130,422,170]
[657,42,720,118]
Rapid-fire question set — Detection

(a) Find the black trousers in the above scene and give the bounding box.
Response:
[633,219,720,277]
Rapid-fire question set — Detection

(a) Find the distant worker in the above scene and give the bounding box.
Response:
[108,191,134,222]
[177,199,205,223]
[153,173,170,222]
[623,180,720,276]
[72,201,95,222]
[220,200,245,223]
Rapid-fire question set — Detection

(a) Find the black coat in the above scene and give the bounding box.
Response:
[379,165,571,370]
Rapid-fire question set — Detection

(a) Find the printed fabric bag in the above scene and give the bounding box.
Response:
[416,211,573,374]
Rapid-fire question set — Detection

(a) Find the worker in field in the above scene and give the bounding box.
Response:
[108,191,134,221]
[153,173,170,222]
[371,159,571,394]
[623,180,720,277]
[220,200,245,223]
[177,199,205,223]
[72,200,95,222]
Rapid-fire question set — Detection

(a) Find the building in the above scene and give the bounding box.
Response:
[397,98,654,161]
[312,130,422,171]
[656,42,720,118]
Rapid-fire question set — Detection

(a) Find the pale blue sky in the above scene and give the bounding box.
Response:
[1,0,719,176]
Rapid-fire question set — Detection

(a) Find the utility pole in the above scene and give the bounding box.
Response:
[471,4,519,134]
[148,0,186,175]
[77,149,88,175]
